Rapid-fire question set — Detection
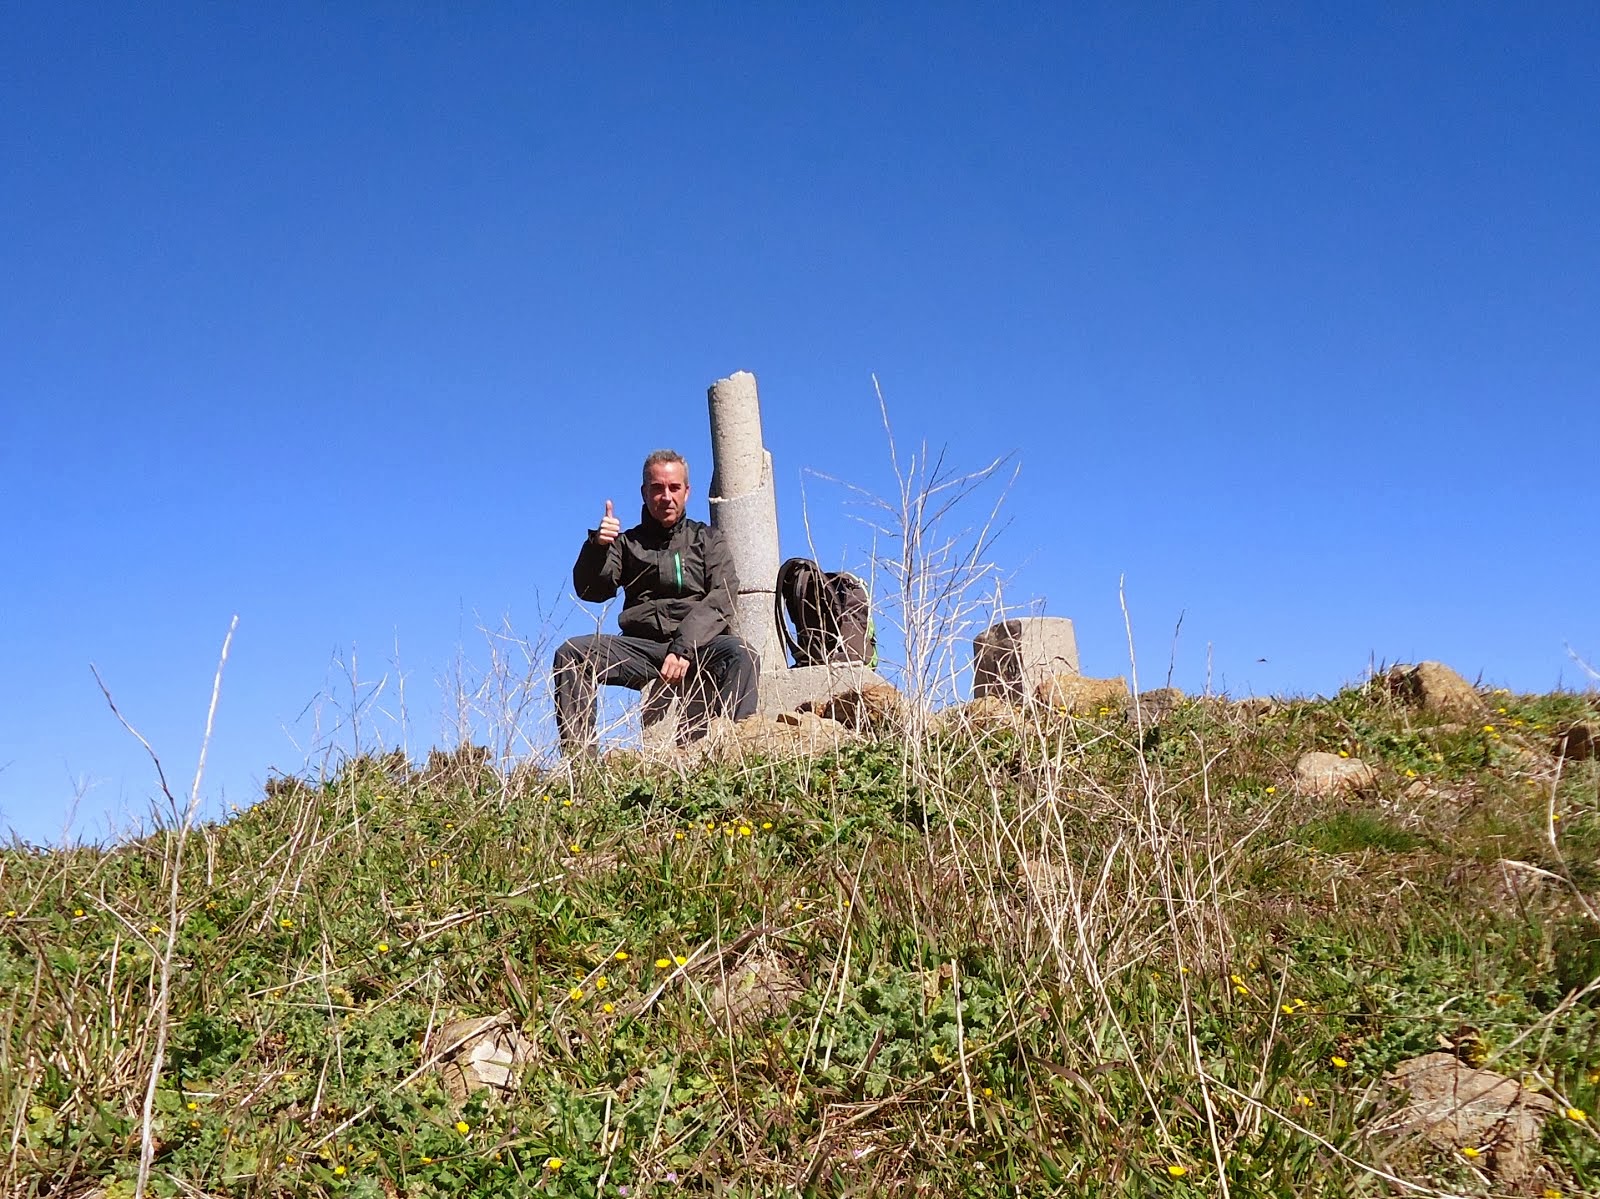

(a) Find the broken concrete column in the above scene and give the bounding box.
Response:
[642,370,893,749]
[706,371,783,674]
[973,618,1080,702]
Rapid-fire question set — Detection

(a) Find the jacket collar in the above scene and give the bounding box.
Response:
[637,506,692,543]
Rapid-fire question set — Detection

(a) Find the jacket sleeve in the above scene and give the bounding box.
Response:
[669,527,740,656]
[572,531,622,602]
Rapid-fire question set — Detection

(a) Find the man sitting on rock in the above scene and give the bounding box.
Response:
[553,449,759,755]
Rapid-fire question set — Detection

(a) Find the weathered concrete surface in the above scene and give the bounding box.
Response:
[757,663,890,720]
[973,618,1080,701]
[707,371,783,677]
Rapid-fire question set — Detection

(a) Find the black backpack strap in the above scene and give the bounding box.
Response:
[774,558,807,666]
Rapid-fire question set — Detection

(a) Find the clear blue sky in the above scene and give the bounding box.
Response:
[4,4,1597,845]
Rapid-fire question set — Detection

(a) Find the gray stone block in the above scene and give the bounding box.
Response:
[756,664,889,719]
[972,617,1080,701]
[640,663,889,749]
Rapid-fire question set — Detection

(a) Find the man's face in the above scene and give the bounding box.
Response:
[642,460,690,528]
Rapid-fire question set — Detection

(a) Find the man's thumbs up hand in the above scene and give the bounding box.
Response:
[597,499,621,546]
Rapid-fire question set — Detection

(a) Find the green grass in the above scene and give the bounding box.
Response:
[3,685,1598,1196]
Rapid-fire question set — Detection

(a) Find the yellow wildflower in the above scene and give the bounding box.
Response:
[376,942,389,953]
[279,918,294,929]
[1293,1095,1313,1107]
[655,958,671,968]
[762,822,772,830]
[545,1157,564,1170]
[420,1156,433,1165]
[455,1120,470,1134]
[1566,1107,1587,1122]
[1265,786,1276,794]
[738,825,752,836]
[595,976,608,990]
[1461,1146,1480,1159]
[1331,1056,1349,1069]
[568,987,584,1001]
[614,950,629,961]
[602,1002,614,1013]
[333,1165,346,1176]
[1167,1164,1188,1177]
[674,954,688,966]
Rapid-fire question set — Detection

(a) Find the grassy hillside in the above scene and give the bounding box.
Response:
[3,680,1598,1197]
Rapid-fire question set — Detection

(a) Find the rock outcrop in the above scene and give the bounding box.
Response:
[798,682,907,731]
[427,1012,534,1104]
[1034,673,1130,717]
[1381,662,1485,718]
[1553,720,1597,761]
[1294,752,1376,796]
[1376,1052,1554,1182]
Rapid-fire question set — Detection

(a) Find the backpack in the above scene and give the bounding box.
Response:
[774,558,878,669]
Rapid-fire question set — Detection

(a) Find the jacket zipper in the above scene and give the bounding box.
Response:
[673,551,683,594]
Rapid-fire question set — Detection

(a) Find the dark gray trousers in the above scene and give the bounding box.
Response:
[552,633,759,752]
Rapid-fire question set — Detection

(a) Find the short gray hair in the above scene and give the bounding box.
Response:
[641,449,689,485]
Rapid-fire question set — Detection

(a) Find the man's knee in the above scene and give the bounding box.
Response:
[703,635,758,671]
[554,634,604,671]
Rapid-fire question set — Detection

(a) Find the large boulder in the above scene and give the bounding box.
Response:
[1034,673,1131,717]
[1294,752,1376,796]
[1382,662,1485,718]
[972,618,1080,702]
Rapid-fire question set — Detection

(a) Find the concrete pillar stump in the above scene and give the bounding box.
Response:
[972,618,1080,702]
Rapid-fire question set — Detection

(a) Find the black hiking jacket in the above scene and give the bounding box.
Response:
[572,508,740,658]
